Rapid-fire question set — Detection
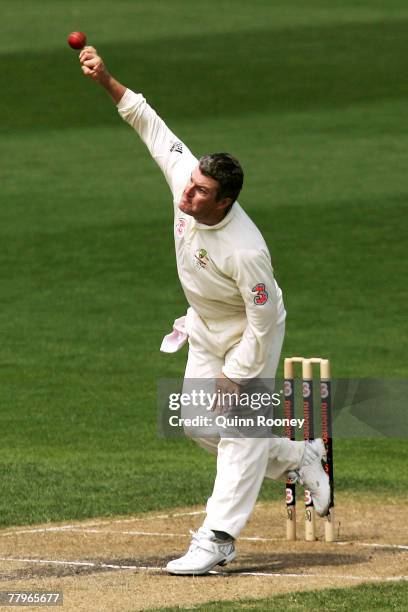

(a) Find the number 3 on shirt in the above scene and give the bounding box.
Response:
[252,283,268,305]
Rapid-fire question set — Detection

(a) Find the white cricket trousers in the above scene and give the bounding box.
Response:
[183,319,305,539]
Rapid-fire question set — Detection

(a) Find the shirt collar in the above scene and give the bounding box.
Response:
[193,203,237,231]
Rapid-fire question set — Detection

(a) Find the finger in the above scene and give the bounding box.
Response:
[82,58,99,68]
[81,45,97,55]
[83,61,103,75]
[79,52,92,62]
[80,53,101,66]
[81,65,95,76]
[79,48,95,61]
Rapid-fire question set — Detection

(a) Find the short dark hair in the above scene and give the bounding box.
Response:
[199,153,244,203]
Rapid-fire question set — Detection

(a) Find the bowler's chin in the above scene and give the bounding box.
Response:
[179,201,193,216]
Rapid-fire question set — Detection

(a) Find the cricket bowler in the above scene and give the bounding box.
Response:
[79,46,330,575]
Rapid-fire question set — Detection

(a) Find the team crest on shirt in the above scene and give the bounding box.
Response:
[175,217,187,237]
[194,248,210,270]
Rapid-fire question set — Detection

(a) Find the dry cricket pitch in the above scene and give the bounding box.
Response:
[0,498,406,611]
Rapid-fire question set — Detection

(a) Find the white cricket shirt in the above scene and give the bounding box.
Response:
[117,89,286,380]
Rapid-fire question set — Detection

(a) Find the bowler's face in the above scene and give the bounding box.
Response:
[179,167,227,225]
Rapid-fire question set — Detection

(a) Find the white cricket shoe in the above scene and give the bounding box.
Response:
[166,527,236,575]
[297,438,330,516]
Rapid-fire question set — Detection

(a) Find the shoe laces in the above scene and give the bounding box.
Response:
[188,528,214,552]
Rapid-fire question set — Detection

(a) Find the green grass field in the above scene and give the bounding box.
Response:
[1,1,407,608]
[157,581,407,611]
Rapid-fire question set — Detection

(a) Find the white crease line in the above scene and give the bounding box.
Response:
[0,557,406,582]
[0,527,280,542]
[0,557,161,571]
[63,529,187,538]
[0,527,273,542]
[1,526,407,552]
[0,525,118,536]
[211,571,408,581]
[72,510,206,528]
[361,543,408,551]
[336,541,408,551]
[0,526,76,537]
[43,528,277,541]
[0,528,186,539]
[69,533,406,549]
[0,510,207,536]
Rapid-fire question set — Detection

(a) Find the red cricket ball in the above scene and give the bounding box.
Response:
[67,31,87,50]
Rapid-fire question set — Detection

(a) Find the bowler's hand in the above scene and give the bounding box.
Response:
[211,373,241,414]
[79,46,109,84]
